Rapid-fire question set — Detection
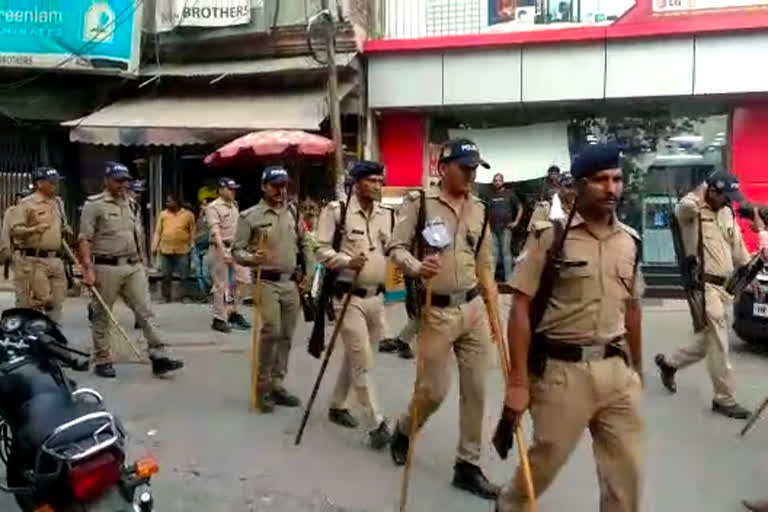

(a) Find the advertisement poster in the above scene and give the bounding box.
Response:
[654,0,768,12]
[0,0,142,73]
[155,0,260,32]
[427,143,442,178]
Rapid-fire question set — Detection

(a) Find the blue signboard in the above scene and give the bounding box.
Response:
[0,0,142,73]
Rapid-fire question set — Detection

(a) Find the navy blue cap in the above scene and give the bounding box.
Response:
[439,139,490,169]
[348,160,384,181]
[570,143,622,179]
[218,177,240,189]
[559,172,574,187]
[129,179,146,193]
[32,167,61,182]
[262,166,289,185]
[707,170,744,202]
[105,161,131,181]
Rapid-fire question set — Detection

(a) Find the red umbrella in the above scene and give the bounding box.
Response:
[205,130,335,166]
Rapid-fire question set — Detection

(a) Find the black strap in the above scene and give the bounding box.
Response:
[390,207,395,233]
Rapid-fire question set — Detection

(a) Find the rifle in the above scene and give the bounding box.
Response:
[307,184,352,359]
[668,200,707,333]
[404,191,427,319]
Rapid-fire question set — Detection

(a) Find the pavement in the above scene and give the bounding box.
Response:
[1,293,768,511]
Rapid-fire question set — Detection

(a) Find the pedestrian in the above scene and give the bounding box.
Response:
[9,167,72,323]
[496,142,644,512]
[315,160,394,449]
[193,198,213,300]
[152,194,196,303]
[542,165,561,200]
[77,161,184,379]
[1,193,25,285]
[387,139,499,500]
[485,172,522,282]
[526,172,576,230]
[233,166,315,412]
[655,171,755,419]
[206,177,251,333]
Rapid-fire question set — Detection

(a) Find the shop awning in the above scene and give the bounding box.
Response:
[62,82,356,146]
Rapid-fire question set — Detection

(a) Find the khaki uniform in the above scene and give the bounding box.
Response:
[233,202,314,393]
[206,197,251,321]
[498,213,645,512]
[316,195,394,429]
[387,189,492,465]
[79,191,168,364]
[667,184,750,406]
[10,193,68,323]
[2,205,21,305]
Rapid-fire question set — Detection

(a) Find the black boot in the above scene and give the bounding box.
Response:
[389,426,409,466]
[228,312,251,330]
[271,387,301,407]
[378,338,398,353]
[94,363,116,379]
[259,392,276,413]
[212,318,231,333]
[396,339,414,360]
[451,461,500,500]
[712,401,750,420]
[151,357,184,376]
[369,421,391,450]
[654,354,677,393]
[329,408,359,429]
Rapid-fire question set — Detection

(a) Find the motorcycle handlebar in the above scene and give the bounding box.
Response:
[43,342,89,372]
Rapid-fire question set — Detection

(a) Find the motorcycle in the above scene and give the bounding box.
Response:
[0,308,158,511]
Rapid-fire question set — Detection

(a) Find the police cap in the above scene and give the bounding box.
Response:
[570,142,622,180]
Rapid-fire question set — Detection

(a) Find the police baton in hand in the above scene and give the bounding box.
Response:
[399,220,451,512]
[61,239,145,362]
[741,397,768,437]
[250,232,267,413]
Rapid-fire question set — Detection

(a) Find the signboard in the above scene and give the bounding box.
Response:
[155,0,259,32]
[0,0,142,74]
[654,0,768,12]
[427,143,442,178]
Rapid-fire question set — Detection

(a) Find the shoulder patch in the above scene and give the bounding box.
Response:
[618,222,641,240]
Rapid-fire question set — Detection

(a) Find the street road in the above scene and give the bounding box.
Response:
[1,293,768,511]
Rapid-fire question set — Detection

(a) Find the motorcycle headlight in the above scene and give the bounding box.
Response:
[0,315,21,333]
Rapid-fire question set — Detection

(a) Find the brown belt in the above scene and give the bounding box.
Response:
[704,273,727,287]
[17,249,59,258]
[544,336,626,363]
[335,281,384,299]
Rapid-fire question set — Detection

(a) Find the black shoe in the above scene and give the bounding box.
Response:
[259,392,276,413]
[654,354,677,393]
[712,401,750,420]
[389,427,409,466]
[94,363,116,379]
[328,408,359,429]
[397,339,414,360]
[451,461,500,500]
[271,388,301,407]
[369,421,391,450]
[151,357,184,376]
[228,312,251,330]
[212,318,231,333]
[379,338,398,353]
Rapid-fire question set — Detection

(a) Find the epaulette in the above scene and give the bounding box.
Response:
[379,203,394,211]
[405,190,421,202]
[240,205,258,218]
[327,200,341,209]
[86,192,105,202]
[618,222,641,240]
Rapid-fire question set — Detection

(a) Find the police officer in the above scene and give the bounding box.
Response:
[1,193,26,284]
[496,143,644,512]
[10,168,71,323]
[387,139,498,499]
[233,166,315,412]
[78,162,183,379]
[316,160,393,449]
[526,172,575,231]
[655,171,754,419]
[207,177,251,333]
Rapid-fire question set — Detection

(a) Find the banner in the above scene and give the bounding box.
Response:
[155,0,258,32]
[0,0,142,73]
[654,0,768,12]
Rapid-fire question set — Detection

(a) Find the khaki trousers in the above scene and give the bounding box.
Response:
[209,247,250,321]
[13,255,66,323]
[396,315,420,344]
[91,263,167,365]
[257,280,300,392]
[396,295,490,465]
[668,283,735,406]
[330,293,389,429]
[498,357,644,512]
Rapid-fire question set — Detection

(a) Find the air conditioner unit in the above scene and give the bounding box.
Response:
[515,6,536,24]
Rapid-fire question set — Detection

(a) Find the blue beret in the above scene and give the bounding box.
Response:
[570,143,622,179]
[348,160,384,181]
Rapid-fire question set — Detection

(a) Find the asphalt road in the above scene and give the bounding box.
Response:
[1,293,768,511]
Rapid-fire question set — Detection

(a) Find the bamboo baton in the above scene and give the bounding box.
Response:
[741,397,768,437]
[250,232,267,413]
[61,239,145,362]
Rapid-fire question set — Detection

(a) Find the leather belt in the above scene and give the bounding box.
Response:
[260,270,294,282]
[425,286,480,308]
[704,273,727,287]
[335,281,384,299]
[94,255,141,266]
[17,249,59,258]
[544,336,625,363]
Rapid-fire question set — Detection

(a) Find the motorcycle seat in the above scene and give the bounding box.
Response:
[18,391,112,456]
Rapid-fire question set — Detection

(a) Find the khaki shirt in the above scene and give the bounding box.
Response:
[511,213,644,342]
[206,197,239,243]
[78,191,141,258]
[387,189,492,295]
[233,202,315,275]
[316,194,394,287]
[676,184,750,279]
[11,192,66,251]
[527,201,551,232]
[1,205,20,261]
